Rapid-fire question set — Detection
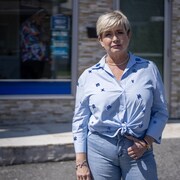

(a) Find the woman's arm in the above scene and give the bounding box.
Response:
[146,62,169,143]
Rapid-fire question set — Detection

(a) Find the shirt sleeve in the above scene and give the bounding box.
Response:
[72,71,91,153]
[146,62,169,143]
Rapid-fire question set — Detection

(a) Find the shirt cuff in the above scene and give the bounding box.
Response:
[146,118,168,144]
[73,135,87,153]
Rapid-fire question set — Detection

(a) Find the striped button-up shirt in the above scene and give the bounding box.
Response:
[72,52,168,153]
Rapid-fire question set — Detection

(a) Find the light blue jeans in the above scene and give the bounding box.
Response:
[87,132,158,180]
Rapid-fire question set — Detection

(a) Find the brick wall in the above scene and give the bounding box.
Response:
[171,0,180,118]
[0,98,74,125]
[78,0,113,75]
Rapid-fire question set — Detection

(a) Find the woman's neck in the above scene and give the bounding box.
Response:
[106,52,129,65]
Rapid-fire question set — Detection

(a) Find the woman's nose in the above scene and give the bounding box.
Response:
[112,35,119,42]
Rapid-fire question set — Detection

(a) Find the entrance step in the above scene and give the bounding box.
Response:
[0,123,74,165]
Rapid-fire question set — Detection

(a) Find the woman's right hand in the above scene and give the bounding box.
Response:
[76,153,92,180]
[76,165,92,180]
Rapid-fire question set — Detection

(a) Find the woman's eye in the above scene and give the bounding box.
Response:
[117,31,124,34]
[105,34,110,37]
[104,32,111,37]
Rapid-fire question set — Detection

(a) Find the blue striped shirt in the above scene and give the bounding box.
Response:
[72,52,168,153]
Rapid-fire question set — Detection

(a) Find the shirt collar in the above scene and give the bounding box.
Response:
[91,55,106,70]
[92,52,147,71]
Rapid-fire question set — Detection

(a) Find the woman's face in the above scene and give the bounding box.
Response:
[99,25,131,55]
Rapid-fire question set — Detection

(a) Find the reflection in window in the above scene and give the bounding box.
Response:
[0,0,72,79]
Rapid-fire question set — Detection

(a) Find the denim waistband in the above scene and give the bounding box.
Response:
[91,131,142,142]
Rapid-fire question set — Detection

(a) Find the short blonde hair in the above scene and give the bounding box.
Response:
[96,10,131,37]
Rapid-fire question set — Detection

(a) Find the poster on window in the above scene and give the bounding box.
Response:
[51,14,70,59]
[51,14,70,30]
[51,30,69,59]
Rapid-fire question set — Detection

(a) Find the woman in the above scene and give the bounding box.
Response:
[72,10,168,180]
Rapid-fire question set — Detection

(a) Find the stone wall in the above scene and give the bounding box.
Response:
[78,0,113,75]
[0,98,74,125]
[171,0,180,118]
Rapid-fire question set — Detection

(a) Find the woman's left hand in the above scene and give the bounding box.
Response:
[126,136,148,160]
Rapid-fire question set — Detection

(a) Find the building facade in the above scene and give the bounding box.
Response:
[0,0,179,125]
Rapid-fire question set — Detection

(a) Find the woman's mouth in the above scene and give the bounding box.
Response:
[111,45,121,49]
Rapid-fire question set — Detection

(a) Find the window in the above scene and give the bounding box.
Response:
[0,0,76,95]
[119,0,164,76]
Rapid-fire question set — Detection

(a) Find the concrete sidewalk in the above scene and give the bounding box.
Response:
[0,123,72,147]
[0,122,180,165]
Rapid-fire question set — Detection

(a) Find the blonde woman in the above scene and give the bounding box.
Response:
[72,10,168,180]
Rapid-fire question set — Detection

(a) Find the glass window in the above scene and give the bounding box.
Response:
[120,0,164,76]
[0,0,73,95]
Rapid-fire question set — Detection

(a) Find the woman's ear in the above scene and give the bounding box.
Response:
[98,37,104,47]
[127,30,132,39]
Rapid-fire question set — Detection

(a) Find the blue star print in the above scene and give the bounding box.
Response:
[96,83,100,87]
[106,105,112,110]
[92,104,96,109]
[137,94,142,99]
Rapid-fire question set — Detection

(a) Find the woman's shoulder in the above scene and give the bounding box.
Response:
[78,56,105,79]
[132,54,161,78]
[132,54,157,68]
[77,66,95,84]
[131,54,149,63]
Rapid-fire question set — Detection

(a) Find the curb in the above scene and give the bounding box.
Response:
[0,143,75,166]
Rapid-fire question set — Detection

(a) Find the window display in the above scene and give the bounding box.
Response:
[0,0,72,80]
